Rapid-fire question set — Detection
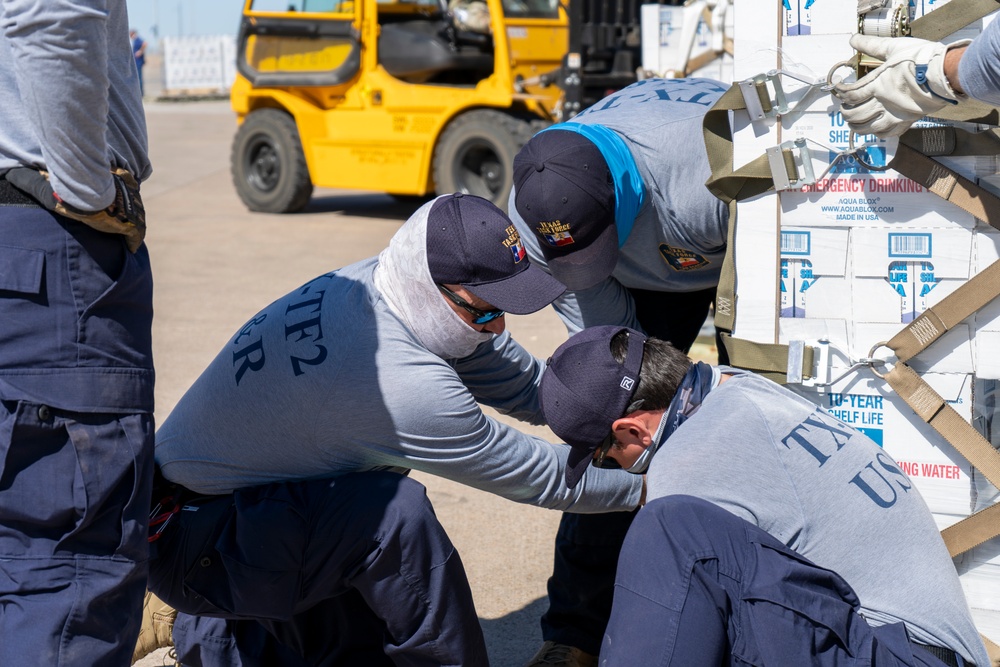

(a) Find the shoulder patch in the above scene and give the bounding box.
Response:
[659,243,710,272]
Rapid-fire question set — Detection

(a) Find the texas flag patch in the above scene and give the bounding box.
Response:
[659,243,710,272]
[544,231,575,247]
[510,239,527,263]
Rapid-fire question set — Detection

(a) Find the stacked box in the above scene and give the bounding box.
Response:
[640,1,734,82]
[730,0,1000,642]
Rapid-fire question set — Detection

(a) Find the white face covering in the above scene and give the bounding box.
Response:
[624,409,670,475]
[373,197,494,359]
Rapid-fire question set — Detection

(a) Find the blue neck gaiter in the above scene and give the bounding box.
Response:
[538,123,646,247]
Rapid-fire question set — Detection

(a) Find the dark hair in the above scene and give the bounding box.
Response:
[610,331,691,412]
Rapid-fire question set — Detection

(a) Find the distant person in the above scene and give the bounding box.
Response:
[449,0,491,33]
[131,28,147,95]
[0,1,153,665]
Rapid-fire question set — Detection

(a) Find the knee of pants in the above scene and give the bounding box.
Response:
[317,472,443,549]
[376,475,441,539]
[639,495,733,530]
[626,495,755,561]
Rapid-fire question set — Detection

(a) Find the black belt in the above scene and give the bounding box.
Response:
[910,640,961,667]
[0,174,42,208]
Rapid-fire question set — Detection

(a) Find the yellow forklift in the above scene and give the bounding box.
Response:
[229,0,569,212]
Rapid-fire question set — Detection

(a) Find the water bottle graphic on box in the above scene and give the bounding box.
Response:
[885,233,937,323]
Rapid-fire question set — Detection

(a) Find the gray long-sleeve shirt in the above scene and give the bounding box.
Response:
[0,0,151,210]
[958,17,1000,107]
[156,257,642,512]
[647,372,989,667]
[509,78,731,334]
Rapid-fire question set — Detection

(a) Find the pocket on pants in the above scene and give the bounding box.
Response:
[62,413,154,561]
[74,240,153,368]
[734,539,863,666]
[185,486,306,622]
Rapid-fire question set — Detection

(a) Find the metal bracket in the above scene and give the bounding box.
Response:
[786,339,807,385]
[740,69,827,122]
[740,71,788,121]
[766,138,816,191]
[795,339,888,388]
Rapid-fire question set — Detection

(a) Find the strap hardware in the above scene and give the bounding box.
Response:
[766,139,816,190]
[764,137,860,191]
[739,69,828,122]
[740,71,788,121]
[794,338,888,388]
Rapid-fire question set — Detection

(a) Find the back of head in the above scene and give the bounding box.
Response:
[608,331,691,411]
[424,193,564,314]
[541,325,691,487]
[512,130,617,290]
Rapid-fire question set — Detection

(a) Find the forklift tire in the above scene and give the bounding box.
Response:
[432,110,537,212]
[231,109,314,214]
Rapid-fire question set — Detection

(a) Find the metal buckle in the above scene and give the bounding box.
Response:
[795,339,889,388]
[740,69,828,122]
[767,138,817,191]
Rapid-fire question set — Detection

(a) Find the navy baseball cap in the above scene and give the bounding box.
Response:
[425,193,565,314]
[513,130,617,291]
[541,325,647,488]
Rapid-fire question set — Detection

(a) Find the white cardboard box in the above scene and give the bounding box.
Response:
[732,0,1000,645]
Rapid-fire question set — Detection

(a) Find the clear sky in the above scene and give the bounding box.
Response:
[126,0,244,49]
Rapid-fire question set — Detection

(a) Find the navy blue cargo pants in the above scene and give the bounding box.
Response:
[0,193,156,666]
[600,495,963,667]
[148,470,489,667]
[542,287,723,653]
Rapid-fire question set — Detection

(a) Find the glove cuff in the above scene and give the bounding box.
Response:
[920,45,961,104]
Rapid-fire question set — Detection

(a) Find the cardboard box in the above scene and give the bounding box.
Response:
[779,227,850,318]
[791,373,975,516]
[732,0,1000,644]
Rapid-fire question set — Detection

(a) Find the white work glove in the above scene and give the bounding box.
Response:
[834,34,969,137]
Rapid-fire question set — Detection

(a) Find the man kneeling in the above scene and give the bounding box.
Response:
[540,325,988,667]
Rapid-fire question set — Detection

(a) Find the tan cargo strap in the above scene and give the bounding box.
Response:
[879,362,1000,556]
[720,332,815,384]
[702,88,1000,382]
[900,126,1000,158]
[907,0,1000,43]
[884,260,1000,363]
[702,84,805,376]
[701,81,1000,561]
[703,84,779,205]
[888,141,1000,226]
[984,634,1000,667]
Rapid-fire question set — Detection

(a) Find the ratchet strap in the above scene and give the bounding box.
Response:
[701,82,1000,563]
[907,0,1000,42]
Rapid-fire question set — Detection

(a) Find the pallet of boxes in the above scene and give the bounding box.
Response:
[704,0,1000,658]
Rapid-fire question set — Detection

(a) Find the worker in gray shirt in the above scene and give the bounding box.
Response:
[507,77,730,667]
[835,19,1000,136]
[541,325,989,667]
[0,1,152,665]
[148,194,644,666]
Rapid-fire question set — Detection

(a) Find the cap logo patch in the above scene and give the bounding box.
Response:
[620,376,635,391]
[502,225,527,263]
[659,243,710,272]
[536,220,575,247]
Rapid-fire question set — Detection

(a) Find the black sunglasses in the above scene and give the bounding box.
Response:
[438,285,505,325]
[591,398,645,469]
[592,433,620,469]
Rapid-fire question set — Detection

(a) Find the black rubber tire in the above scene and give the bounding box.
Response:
[432,109,538,211]
[231,108,314,213]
